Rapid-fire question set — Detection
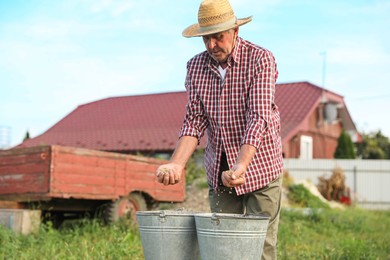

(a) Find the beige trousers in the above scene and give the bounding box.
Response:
[209,175,282,260]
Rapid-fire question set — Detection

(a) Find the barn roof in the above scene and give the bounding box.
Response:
[18,81,356,152]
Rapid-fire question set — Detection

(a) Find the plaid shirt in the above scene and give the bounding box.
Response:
[179,37,283,195]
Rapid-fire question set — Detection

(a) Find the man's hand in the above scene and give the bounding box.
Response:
[156,163,184,186]
[221,163,246,188]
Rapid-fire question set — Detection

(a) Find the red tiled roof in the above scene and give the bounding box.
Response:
[20,92,189,151]
[19,82,351,152]
[276,82,321,140]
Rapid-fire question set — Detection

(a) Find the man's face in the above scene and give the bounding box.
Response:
[202,28,238,65]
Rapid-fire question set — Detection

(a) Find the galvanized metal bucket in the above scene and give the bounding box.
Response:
[194,213,269,260]
[136,210,200,260]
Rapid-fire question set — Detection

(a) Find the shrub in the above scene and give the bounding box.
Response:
[185,149,206,185]
[288,184,330,209]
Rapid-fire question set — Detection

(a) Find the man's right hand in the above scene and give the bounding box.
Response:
[156,163,184,186]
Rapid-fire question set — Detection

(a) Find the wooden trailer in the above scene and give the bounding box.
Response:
[0,145,185,223]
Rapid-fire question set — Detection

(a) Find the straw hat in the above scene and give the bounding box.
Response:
[182,0,252,38]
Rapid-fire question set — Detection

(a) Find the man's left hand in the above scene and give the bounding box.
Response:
[221,163,246,188]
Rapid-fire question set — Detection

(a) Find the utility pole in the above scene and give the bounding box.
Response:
[319,51,327,158]
[319,51,327,106]
[320,51,327,88]
[0,126,11,149]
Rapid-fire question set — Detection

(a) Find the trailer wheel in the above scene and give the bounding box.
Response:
[105,193,147,223]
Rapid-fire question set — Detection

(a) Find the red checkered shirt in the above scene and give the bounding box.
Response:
[179,37,284,195]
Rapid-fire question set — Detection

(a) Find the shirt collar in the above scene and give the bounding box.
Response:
[229,36,242,65]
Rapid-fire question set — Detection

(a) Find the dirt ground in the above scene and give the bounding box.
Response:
[168,177,292,213]
[165,175,342,212]
[169,178,211,213]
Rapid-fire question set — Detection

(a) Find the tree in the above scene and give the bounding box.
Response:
[373,131,390,158]
[23,130,30,142]
[334,130,356,159]
[356,130,390,159]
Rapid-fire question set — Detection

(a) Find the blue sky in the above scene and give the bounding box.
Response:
[1,0,389,147]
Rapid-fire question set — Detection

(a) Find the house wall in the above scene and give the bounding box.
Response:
[283,137,298,158]
[284,105,343,159]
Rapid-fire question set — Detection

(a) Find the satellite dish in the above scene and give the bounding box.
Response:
[324,103,338,123]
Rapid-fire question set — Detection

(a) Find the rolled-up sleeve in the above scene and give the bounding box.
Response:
[242,50,278,149]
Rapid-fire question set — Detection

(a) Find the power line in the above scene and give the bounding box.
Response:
[348,94,390,101]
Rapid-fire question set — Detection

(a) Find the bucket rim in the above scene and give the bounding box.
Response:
[194,212,270,220]
[136,210,199,217]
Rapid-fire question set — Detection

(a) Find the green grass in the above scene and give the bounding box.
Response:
[0,219,144,260]
[278,182,390,259]
[278,208,390,259]
[1,208,389,259]
[1,182,389,259]
[288,184,330,209]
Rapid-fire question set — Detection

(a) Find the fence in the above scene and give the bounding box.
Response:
[283,159,390,210]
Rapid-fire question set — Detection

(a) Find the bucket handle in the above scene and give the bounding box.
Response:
[159,211,167,223]
[211,213,220,226]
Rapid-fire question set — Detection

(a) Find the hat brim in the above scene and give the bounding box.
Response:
[182,16,253,38]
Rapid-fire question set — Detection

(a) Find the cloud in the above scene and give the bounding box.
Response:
[330,45,388,66]
[230,0,285,12]
[346,0,390,15]
[1,0,390,145]
[89,0,135,17]
[26,22,75,39]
